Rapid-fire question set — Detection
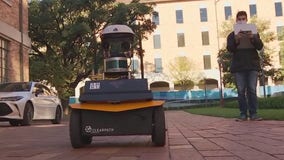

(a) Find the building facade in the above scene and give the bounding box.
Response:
[0,0,31,82]
[129,0,284,91]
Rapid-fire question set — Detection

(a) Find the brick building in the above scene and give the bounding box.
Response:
[0,0,30,82]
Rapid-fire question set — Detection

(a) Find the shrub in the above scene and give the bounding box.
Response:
[223,96,284,109]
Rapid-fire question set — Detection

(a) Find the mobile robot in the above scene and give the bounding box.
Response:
[69,25,166,148]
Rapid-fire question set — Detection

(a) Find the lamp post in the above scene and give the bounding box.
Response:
[218,58,224,107]
[215,0,224,107]
[259,49,266,98]
[215,0,220,50]
[138,22,144,79]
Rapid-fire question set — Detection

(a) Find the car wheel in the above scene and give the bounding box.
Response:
[51,106,62,124]
[151,106,166,146]
[9,119,21,126]
[21,102,34,126]
[70,109,91,148]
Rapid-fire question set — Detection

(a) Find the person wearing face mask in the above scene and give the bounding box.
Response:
[226,11,264,121]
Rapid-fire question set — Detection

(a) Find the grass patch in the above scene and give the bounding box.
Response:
[184,107,284,120]
[223,97,284,109]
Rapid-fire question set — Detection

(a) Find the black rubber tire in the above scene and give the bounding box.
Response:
[69,109,92,148]
[82,136,92,145]
[21,103,34,126]
[152,106,166,146]
[9,119,21,126]
[51,106,62,124]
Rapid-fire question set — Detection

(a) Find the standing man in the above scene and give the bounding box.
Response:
[226,11,264,121]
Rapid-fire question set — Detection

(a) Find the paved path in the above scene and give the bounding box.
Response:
[166,111,284,160]
[0,110,284,160]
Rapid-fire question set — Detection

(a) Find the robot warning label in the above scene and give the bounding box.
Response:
[84,125,114,134]
[89,82,100,90]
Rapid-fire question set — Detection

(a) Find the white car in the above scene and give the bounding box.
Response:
[0,82,63,126]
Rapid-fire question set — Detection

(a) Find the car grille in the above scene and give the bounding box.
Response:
[0,103,13,116]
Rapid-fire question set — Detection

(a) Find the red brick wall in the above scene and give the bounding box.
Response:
[0,0,29,33]
[0,1,20,30]
[0,0,30,82]
[7,41,20,82]
[22,0,29,35]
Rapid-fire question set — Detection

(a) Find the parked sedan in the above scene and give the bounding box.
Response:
[0,82,63,126]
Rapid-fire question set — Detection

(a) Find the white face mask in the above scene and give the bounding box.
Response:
[237,20,247,24]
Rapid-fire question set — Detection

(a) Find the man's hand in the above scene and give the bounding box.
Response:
[234,31,245,44]
[246,32,254,38]
[235,30,254,44]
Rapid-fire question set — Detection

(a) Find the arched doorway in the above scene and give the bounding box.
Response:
[198,78,218,90]
[150,81,170,91]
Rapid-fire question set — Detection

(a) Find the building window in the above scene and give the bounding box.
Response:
[154,58,163,73]
[203,55,211,70]
[131,59,139,73]
[177,33,185,47]
[0,38,8,83]
[200,8,208,22]
[224,6,232,20]
[277,26,284,40]
[153,34,161,49]
[152,11,159,25]
[275,2,283,17]
[249,4,257,17]
[201,31,210,45]
[176,10,183,24]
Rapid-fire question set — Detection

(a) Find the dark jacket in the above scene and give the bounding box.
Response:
[226,31,263,73]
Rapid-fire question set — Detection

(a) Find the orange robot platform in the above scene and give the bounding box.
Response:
[69,100,165,112]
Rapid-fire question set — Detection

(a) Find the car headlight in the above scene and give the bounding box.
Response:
[0,96,24,101]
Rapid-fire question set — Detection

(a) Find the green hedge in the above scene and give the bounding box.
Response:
[223,96,284,109]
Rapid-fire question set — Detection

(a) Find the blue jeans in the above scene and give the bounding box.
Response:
[234,71,259,117]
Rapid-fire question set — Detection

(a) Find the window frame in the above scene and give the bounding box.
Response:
[0,37,9,83]
[152,11,160,25]
[277,26,284,41]
[275,2,283,17]
[154,58,163,73]
[224,6,232,20]
[203,55,211,70]
[153,34,161,49]
[176,10,184,24]
[201,31,210,45]
[177,33,185,47]
[200,8,208,22]
[249,4,257,17]
[131,59,139,72]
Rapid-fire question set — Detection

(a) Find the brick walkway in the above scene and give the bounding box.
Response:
[0,110,284,160]
[166,111,284,160]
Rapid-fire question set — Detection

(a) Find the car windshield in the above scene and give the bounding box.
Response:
[0,82,32,92]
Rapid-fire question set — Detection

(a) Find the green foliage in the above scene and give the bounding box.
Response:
[174,80,194,90]
[222,96,284,109]
[184,96,284,120]
[29,0,156,101]
[168,56,204,90]
[278,27,284,81]
[217,49,235,88]
[186,107,239,118]
[280,43,284,66]
[109,0,156,45]
[250,16,276,43]
[258,96,284,109]
[185,107,284,120]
